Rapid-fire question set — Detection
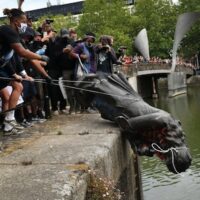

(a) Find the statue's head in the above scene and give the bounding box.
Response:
[117,115,192,174]
[155,118,192,173]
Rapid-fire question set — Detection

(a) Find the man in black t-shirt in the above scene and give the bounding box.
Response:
[59,29,78,114]
[0,25,21,79]
[0,8,50,135]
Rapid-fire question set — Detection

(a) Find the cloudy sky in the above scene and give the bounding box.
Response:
[0,0,82,16]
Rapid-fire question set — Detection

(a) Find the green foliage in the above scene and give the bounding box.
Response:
[78,0,178,58]
[176,0,200,58]
[0,18,9,25]
[78,0,134,54]
[133,0,177,58]
[1,0,200,59]
[178,0,200,13]
[33,14,78,32]
[179,25,200,58]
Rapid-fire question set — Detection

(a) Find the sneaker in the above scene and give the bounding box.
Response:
[5,120,24,130]
[52,110,59,116]
[69,110,76,115]
[60,109,69,115]
[37,110,45,119]
[84,108,98,114]
[31,117,46,123]
[69,107,76,115]
[75,110,82,114]
[3,128,24,136]
[20,120,33,128]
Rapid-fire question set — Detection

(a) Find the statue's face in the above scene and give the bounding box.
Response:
[129,119,192,174]
[160,121,192,173]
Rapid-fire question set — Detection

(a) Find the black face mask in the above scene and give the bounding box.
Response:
[61,37,69,43]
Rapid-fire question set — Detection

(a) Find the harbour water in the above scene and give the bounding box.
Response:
[142,86,200,200]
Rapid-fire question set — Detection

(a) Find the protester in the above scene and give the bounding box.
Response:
[26,14,34,28]
[22,29,47,122]
[69,28,78,43]
[10,52,33,128]
[45,28,68,115]
[58,28,79,114]
[96,35,121,74]
[73,32,98,113]
[73,32,97,75]
[0,7,175,136]
[0,8,50,135]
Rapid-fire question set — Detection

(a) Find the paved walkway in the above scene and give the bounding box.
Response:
[0,113,134,200]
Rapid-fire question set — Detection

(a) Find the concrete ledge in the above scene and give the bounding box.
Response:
[0,114,138,200]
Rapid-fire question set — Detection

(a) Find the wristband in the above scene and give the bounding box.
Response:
[20,70,27,77]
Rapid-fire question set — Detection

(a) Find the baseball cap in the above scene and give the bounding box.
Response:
[83,32,96,42]
[60,28,69,38]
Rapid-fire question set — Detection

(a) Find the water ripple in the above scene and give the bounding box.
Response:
[142,87,200,200]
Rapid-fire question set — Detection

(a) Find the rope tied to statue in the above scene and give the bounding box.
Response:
[151,143,188,174]
[0,75,141,115]
[0,76,140,100]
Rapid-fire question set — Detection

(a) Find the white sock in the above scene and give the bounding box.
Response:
[5,110,15,121]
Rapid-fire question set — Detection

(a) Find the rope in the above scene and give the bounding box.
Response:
[0,102,31,116]
[0,76,96,85]
[51,81,135,100]
[32,78,95,84]
[151,143,188,174]
[0,75,140,116]
[47,79,94,84]
[0,76,138,100]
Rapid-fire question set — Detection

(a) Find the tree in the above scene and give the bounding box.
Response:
[0,18,8,25]
[33,14,78,33]
[176,0,200,58]
[78,0,178,57]
[133,0,178,58]
[178,0,200,12]
[78,0,134,53]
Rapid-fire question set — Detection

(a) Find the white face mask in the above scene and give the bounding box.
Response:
[18,23,28,34]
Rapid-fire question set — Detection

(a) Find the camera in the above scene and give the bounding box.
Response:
[45,19,54,24]
[101,44,110,50]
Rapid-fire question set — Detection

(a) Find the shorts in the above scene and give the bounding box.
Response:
[22,81,37,99]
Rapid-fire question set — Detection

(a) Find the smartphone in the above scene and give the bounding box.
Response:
[43,32,48,37]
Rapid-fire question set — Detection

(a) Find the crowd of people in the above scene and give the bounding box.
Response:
[0,8,126,136]
[131,55,197,69]
[1,7,197,137]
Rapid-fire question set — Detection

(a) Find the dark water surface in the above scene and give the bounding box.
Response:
[142,86,200,200]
